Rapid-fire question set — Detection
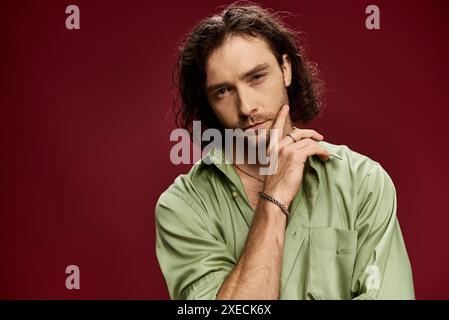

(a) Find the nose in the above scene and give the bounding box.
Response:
[236,86,258,117]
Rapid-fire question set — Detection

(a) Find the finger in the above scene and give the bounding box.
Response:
[277,135,296,150]
[283,138,314,151]
[277,135,294,150]
[277,128,323,150]
[271,104,289,144]
[268,105,289,154]
[285,142,329,161]
[288,128,324,143]
[300,144,330,161]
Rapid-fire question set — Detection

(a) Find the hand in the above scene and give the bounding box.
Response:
[263,105,330,207]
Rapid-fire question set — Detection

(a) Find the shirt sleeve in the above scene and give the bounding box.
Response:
[351,163,415,299]
[155,190,235,300]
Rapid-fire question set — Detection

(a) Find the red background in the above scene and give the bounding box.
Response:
[1,0,448,299]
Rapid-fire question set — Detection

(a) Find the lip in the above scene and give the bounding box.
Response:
[243,121,267,131]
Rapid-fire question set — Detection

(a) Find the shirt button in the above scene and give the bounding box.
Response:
[232,191,238,198]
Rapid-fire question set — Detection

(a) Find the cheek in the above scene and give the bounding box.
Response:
[258,74,287,108]
[210,104,238,127]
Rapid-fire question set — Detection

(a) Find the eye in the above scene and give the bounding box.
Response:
[250,73,266,83]
[215,87,230,99]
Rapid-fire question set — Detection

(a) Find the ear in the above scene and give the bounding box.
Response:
[281,54,292,87]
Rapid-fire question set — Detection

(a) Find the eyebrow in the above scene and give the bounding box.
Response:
[206,63,270,94]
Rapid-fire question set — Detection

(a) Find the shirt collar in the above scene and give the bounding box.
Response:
[202,140,343,177]
[308,141,343,171]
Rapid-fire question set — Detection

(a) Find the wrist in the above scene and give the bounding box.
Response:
[256,199,288,227]
[258,191,290,217]
[261,187,292,208]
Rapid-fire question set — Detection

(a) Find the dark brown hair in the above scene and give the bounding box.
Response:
[172,2,324,144]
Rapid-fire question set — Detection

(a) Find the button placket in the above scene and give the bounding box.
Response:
[230,188,252,227]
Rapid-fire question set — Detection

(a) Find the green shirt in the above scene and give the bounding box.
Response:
[155,141,415,300]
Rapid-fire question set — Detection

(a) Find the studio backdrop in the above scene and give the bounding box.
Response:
[1,0,448,299]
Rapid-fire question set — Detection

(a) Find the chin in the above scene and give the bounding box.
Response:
[246,131,269,148]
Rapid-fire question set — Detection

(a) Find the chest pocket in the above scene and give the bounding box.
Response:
[309,227,358,299]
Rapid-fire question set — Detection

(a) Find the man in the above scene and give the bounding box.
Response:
[155,3,414,300]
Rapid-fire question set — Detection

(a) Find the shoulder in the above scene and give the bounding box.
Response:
[317,141,396,195]
[154,158,220,225]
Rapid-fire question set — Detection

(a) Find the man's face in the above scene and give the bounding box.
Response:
[205,35,292,147]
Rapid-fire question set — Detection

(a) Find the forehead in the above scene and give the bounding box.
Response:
[205,35,277,84]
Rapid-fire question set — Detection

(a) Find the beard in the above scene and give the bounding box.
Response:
[222,90,289,164]
[241,93,289,154]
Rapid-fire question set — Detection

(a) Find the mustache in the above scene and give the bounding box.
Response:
[241,113,277,127]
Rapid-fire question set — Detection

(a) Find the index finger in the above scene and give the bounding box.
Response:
[271,104,289,144]
[267,104,289,155]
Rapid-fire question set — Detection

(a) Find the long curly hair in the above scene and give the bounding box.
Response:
[172,2,324,148]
